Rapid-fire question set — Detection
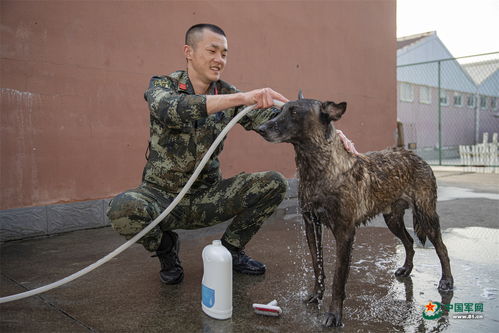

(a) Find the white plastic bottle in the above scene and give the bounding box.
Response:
[201,240,233,319]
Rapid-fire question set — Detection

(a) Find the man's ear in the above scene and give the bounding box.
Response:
[320,101,347,122]
[183,45,193,60]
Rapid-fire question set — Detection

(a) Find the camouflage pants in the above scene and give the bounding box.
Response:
[106,171,287,252]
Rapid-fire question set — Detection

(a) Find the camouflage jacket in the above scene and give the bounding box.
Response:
[142,70,280,193]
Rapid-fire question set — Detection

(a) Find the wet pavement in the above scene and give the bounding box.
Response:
[1,170,498,332]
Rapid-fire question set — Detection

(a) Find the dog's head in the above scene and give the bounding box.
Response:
[257,91,347,144]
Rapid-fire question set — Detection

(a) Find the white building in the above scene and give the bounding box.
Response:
[397,31,498,156]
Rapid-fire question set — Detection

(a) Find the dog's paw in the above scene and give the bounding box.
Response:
[394,266,412,277]
[323,312,343,327]
[438,278,454,291]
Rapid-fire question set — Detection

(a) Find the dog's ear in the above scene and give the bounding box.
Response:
[298,89,304,100]
[320,101,347,122]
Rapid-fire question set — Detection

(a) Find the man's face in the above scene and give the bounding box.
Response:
[186,29,228,84]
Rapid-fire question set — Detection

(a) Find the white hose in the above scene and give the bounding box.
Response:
[0,100,285,303]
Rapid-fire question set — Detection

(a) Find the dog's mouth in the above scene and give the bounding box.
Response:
[256,125,272,141]
[256,122,284,143]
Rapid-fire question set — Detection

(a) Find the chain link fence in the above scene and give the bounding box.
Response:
[397,52,499,167]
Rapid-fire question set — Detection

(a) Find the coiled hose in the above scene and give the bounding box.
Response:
[0,100,285,303]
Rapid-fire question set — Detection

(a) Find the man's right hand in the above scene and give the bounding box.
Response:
[241,88,289,109]
[206,88,288,115]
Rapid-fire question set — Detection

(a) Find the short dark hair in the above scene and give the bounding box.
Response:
[185,24,226,47]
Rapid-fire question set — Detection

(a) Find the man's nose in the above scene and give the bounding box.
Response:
[213,53,225,64]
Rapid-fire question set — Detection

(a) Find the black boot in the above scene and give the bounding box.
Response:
[221,240,266,275]
[152,231,184,284]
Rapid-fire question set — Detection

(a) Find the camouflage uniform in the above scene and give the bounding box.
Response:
[107,70,287,252]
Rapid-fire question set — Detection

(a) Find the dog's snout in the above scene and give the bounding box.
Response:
[257,120,285,143]
[256,124,267,136]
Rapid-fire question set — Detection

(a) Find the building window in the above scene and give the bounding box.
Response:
[453,93,463,107]
[400,83,414,102]
[480,95,487,109]
[419,86,431,104]
[491,97,497,111]
[467,95,476,108]
[439,89,448,106]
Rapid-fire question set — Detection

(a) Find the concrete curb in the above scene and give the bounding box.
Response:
[0,179,299,242]
[431,165,497,173]
[0,199,112,242]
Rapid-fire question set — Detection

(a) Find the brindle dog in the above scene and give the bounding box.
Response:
[257,93,453,327]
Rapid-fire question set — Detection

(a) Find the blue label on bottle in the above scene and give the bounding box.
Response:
[202,284,215,308]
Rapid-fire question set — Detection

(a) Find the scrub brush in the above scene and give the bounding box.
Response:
[252,300,282,317]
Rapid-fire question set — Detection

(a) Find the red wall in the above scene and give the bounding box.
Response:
[0,0,396,209]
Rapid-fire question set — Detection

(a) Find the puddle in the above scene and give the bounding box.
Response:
[438,186,499,202]
[245,217,499,332]
[387,226,499,332]
[442,227,499,264]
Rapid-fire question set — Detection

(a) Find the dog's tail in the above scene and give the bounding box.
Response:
[412,199,440,246]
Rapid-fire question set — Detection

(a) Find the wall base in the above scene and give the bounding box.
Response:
[1,179,298,242]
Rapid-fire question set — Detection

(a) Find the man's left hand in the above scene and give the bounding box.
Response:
[337,130,360,155]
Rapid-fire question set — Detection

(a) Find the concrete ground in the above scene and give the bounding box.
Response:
[1,170,498,332]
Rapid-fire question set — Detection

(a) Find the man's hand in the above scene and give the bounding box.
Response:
[336,130,360,155]
[206,88,288,115]
[241,88,289,109]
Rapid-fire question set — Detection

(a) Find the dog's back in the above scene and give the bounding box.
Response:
[336,147,437,242]
[361,147,436,206]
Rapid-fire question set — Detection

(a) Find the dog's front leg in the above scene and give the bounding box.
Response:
[303,211,325,304]
[324,223,355,328]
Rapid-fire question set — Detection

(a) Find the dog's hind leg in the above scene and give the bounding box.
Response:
[383,199,414,277]
[413,188,453,291]
[324,223,355,328]
[303,212,325,304]
[424,214,454,291]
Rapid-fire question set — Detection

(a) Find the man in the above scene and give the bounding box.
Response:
[107,24,290,284]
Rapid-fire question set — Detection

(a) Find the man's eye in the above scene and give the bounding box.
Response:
[208,49,215,53]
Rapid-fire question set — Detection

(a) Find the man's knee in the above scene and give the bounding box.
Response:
[247,171,287,207]
[107,192,153,236]
[262,171,288,200]
[107,191,164,251]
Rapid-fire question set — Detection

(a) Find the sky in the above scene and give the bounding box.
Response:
[397,0,499,58]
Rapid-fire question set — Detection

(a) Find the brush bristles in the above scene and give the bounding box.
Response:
[252,304,282,317]
[254,309,281,317]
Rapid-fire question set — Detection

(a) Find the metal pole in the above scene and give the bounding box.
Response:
[475,92,480,144]
[438,61,442,165]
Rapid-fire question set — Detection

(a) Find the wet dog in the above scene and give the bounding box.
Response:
[257,93,453,327]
